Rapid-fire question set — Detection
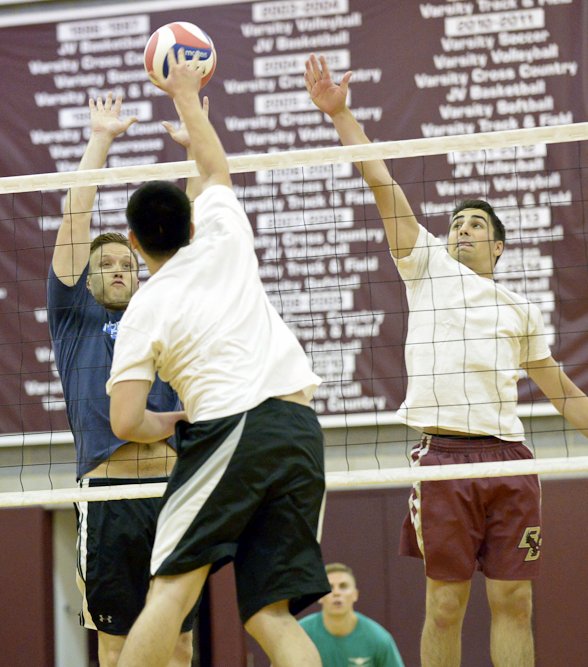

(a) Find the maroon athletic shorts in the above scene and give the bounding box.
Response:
[399,434,542,581]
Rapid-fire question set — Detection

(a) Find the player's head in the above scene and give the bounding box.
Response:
[448,199,505,271]
[87,233,140,310]
[319,562,359,618]
[126,181,192,263]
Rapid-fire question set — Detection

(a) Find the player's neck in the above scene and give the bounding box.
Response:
[323,610,358,636]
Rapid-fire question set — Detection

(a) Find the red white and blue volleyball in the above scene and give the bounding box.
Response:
[144,22,217,89]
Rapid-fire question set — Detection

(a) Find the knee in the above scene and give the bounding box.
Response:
[244,600,291,641]
[489,582,533,623]
[97,634,125,667]
[427,585,468,630]
[172,631,194,665]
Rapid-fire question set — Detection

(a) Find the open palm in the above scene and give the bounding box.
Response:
[305,54,352,117]
[89,92,137,138]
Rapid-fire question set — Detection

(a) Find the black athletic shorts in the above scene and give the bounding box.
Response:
[76,477,197,635]
[151,398,331,623]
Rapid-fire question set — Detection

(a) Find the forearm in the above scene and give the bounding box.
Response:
[112,409,185,443]
[67,132,114,214]
[550,384,588,439]
[184,145,204,202]
[174,90,229,185]
[527,359,588,438]
[330,107,392,187]
[54,133,115,279]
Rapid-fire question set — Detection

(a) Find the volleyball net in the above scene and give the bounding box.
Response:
[1,121,588,506]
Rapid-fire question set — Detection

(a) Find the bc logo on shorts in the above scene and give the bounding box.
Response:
[518,526,542,562]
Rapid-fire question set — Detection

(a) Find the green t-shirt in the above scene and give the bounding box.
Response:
[299,611,405,667]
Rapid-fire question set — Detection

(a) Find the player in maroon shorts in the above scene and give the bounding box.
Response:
[305,53,588,667]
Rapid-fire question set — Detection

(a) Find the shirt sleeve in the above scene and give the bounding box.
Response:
[392,224,443,285]
[47,264,91,336]
[193,184,254,244]
[520,302,551,364]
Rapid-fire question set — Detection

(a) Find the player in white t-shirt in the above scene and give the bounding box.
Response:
[305,53,588,667]
[108,50,330,667]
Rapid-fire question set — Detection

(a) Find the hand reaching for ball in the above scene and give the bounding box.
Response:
[159,47,204,100]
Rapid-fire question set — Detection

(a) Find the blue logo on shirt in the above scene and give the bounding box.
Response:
[103,321,119,340]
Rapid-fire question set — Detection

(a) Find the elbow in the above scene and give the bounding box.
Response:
[110,405,138,442]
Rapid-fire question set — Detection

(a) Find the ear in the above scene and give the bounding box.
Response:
[494,240,504,258]
[128,229,139,251]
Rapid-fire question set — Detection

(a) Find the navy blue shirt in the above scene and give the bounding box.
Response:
[47,264,178,479]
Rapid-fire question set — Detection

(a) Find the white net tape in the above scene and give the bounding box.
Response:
[1,122,587,194]
[0,456,588,507]
[1,122,587,507]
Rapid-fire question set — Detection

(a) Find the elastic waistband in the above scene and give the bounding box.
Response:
[80,476,168,488]
[421,433,522,453]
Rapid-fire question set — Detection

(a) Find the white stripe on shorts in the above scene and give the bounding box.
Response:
[150,414,246,574]
[76,479,96,629]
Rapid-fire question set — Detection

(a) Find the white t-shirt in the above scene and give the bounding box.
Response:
[106,184,321,422]
[393,225,550,440]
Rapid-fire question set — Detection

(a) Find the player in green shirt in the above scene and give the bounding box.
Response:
[300,563,405,667]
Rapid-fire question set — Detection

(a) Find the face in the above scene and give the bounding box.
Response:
[319,571,359,618]
[447,208,503,271]
[87,242,139,310]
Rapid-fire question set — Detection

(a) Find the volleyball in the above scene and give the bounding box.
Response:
[143,21,217,89]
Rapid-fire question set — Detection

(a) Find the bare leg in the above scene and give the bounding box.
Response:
[117,565,210,667]
[245,600,322,667]
[486,579,534,667]
[97,632,125,667]
[421,578,471,667]
[168,631,194,667]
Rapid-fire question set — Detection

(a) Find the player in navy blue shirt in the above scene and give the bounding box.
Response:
[47,93,195,667]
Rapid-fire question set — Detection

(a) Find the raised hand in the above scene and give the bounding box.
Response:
[304,53,352,118]
[159,47,203,99]
[162,96,209,148]
[89,92,138,138]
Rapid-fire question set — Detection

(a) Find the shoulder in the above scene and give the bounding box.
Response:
[356,613,392,639]
[495,282,543,318]
[194,185,251,236]
[195,184,240,213]
[395,224,446,264]
[299,612,321,630]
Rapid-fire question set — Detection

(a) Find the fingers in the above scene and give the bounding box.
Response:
[202,95,209,118]
[304,53,329,89]
[111,93,122,115]
[164,46,203,93]
[88,92,123,114]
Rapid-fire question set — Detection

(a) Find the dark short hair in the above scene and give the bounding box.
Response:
[90,233,138,270]
[126,181,192,258]
[451,199,506,244]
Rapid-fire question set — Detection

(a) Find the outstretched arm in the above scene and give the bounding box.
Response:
[162,96,210,202]
[523,356,588,438]
[52,93,137,285]
[304,53,419,259]
[160,49,230,191]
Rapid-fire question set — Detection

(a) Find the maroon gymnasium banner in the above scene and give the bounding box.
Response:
[0,0,587,434]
